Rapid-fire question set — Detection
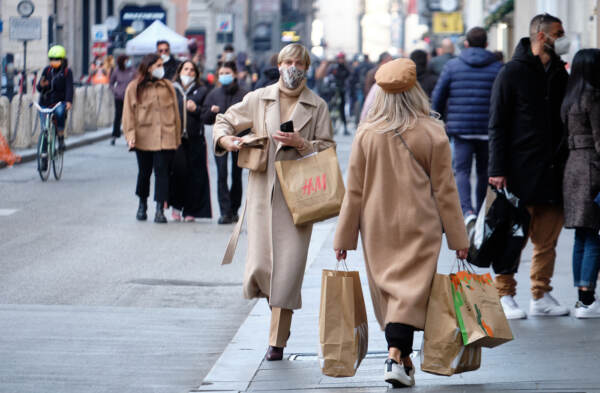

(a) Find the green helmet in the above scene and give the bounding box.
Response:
[48,45,66,59]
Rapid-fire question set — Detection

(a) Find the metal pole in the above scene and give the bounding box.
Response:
[23,40,28,94]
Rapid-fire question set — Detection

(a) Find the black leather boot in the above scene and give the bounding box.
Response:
[154,202,167,223]
[136,199,147,221]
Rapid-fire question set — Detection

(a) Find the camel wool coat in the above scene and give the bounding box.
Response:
[333,117,468,330]
[122,79,181,151]
[213,82,335,310]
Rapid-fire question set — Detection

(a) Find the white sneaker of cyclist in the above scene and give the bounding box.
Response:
[500,295,527,319]
[384,359,415,388]
[529,292,569,316]
[574,300,600,318]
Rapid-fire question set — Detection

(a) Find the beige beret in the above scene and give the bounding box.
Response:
[375,58,417,93]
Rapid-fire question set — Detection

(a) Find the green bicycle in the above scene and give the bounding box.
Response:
[33,101,64,181]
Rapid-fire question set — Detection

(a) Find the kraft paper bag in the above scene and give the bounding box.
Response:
[237,134,268,172]
[275,147,345,225]
[421,273,481,376]
[451,271,513,348]
[319,268,368,377]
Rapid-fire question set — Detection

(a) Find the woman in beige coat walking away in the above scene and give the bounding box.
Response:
[213,44,334,361]
[333,58,469,388]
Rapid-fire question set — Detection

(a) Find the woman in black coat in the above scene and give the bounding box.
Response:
[561,49,600,318]
[169,60,212,221]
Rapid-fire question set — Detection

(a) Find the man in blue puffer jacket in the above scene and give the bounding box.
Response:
[432,27,502,225]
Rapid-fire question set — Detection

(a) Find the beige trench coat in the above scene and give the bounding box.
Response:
[122,79,181,151]
[213,83,335,310]
[333,117,468,330]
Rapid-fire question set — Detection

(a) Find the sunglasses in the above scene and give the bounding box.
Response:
[157,49,169,54]
[49,58,61,61]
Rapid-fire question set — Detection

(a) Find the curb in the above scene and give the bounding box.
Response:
[0,128,112,169]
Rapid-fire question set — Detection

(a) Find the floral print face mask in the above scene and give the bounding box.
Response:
[279,65,306,89]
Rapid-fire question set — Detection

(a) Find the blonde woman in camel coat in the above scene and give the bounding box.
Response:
[334,58,469,388]
[213,44,334,361]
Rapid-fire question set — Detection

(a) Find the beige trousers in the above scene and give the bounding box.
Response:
[269,307,293,347]
[495,205,564,300]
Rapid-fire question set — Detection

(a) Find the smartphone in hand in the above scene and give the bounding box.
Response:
[280,120,294,133]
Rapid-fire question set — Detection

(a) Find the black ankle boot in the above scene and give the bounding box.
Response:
[136,199,147,221]
[154,202,167,223]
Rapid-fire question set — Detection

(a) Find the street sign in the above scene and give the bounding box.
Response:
[92,42,108,57]
[92,24,109,42]
[216,13,233,33]
[9,17,41,40]
[432,12,464,34]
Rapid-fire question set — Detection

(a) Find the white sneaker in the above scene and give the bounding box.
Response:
[529,293,569,316]
[384,359,415,388]
[574,300,600,318]
[500,295,527,319]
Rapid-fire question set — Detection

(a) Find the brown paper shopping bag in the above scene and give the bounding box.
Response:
[421,273,481,376]
[319,268,369,377]
[275,147,345,225]
[451,271,513,348]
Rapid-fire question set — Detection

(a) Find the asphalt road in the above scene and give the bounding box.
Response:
[0,124,354,393]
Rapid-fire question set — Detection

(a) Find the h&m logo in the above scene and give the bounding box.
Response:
[302,174,327,195]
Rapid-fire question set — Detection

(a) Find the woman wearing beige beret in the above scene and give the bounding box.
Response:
[213,44,335,361]
[333,58,469,388]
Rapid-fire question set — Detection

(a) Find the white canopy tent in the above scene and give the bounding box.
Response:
[125,20,189,55]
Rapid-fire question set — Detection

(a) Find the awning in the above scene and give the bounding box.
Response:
[484,0,514,30]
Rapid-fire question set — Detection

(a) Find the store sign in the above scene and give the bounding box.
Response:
[120,5,166,29]
[432,12,464,34]
[9,17,41,40]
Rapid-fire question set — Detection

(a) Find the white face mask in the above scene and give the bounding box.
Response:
[180,75,194,86]
[152,67,165,79]
[161,54,170,63]
[125,59,132,68]
[545,34,571,56]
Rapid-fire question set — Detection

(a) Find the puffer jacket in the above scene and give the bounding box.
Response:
[432,47,502,137]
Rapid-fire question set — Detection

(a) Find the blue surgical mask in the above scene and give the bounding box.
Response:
[219,74,234,85]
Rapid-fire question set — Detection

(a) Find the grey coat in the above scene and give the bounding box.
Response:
[563,90,600,230]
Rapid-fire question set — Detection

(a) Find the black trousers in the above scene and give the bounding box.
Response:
[215,152,242,218]
[385,323,415,357]
[135,149,175,203]
[113,98,124,138]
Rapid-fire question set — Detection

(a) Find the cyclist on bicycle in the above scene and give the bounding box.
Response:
[36,45,73,153]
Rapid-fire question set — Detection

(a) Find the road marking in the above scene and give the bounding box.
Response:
[0,209,18,216]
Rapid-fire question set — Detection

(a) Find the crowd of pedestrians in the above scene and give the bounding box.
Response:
[81,11,600,388]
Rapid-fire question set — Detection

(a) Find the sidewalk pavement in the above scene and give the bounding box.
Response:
[195,216,600,392]
[0,127,112,169]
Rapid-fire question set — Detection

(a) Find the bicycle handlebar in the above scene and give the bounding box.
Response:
[32,101,63,113]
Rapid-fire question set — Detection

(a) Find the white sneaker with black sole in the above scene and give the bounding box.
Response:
[384,359,414,388]
[500,295,527,319]
[529,292,569,316]
[574,300,600,318]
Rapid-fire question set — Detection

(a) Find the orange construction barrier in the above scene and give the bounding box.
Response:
[0,132,22,167]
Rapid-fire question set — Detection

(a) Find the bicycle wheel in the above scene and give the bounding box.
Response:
[51,124,63,180]
[36,130,51,181]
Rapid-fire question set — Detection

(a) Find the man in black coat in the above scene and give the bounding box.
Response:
[157,40,181,80]
[488,13,570,320]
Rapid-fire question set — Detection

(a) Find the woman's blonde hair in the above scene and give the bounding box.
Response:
[358,83,438,136]
[278,43,311,68]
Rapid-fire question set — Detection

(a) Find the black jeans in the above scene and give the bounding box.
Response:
[215,152,242,218]
[385,323,415,357]
[113,98,124,138]
[135,149,175,203]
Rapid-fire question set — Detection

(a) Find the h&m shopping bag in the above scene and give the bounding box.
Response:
[451,270,513,348]
[275,147,345,225]
[421,273,481,376]
[319,267,368,377]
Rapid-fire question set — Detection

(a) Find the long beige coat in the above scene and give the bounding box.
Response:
[333,117,468,330]
[122,79,181,151]
[213,82,334,310]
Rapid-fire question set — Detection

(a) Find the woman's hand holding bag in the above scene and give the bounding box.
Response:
[218,135,243,152]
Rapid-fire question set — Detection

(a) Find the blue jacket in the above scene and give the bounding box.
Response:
[431,47,502,137]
